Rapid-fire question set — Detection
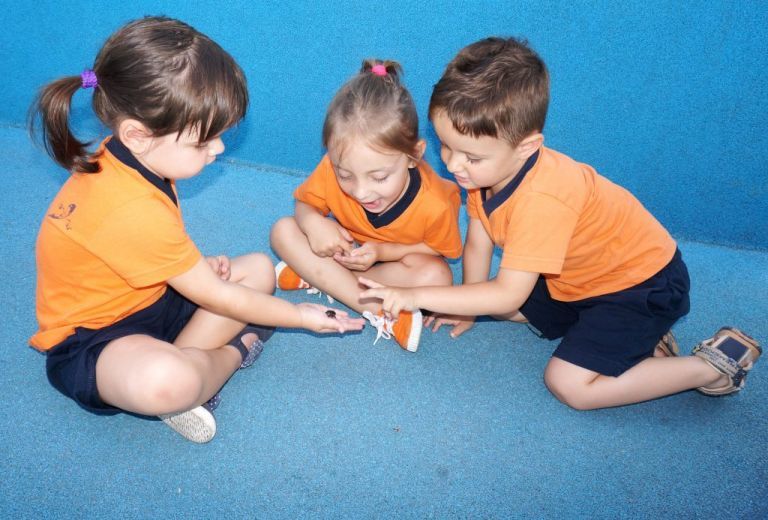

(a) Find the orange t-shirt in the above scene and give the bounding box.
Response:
[294,155,463,259]
[466,147,676,301]
[30,138,202,351]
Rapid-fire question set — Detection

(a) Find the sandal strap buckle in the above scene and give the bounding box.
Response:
[692,342,747,386]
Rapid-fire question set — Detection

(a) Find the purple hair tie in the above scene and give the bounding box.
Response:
[80,69,98,89]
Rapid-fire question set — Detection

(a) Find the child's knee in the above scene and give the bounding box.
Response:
[139,354,204,413]
[270,216,301,249]
[544,379,593,410]
[543,361,595,411]
[403,255,453,286]
[235,252,275,292]
[490,311,526,322]
[242,252,275,277]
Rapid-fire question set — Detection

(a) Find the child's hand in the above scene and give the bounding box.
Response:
[307,221,355,257]
[296,302,365,333]
[333,242,378,271]
[358,277,417,319]
[424,313,476,339]
[205,255,231,280]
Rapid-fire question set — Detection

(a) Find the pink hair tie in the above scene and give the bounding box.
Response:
[371,64,387,76]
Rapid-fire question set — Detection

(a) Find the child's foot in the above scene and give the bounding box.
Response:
[654,331,679,357]
[228,324,275,368]
[363,310,423,352]
[274,261,334,302]
[692,326,762,395]
[275,261,312,290]
[159,393,221,443]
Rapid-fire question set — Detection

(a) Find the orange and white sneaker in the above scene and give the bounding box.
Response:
[274,261,334,302]
[362,309,423,352]
[275,261,311,290]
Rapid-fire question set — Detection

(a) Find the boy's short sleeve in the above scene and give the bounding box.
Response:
[89,197,202,288]
[500,192,580,275]
[294,156,333,215]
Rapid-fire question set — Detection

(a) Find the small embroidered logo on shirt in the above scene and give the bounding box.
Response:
[48,203,76,230]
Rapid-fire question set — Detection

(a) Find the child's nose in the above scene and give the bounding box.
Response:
[445,153,463,173]
[353,185,369,200]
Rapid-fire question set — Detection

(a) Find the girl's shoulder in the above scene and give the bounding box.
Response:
[416,160,460,200]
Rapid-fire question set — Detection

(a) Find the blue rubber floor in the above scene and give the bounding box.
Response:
[1,125,766,518]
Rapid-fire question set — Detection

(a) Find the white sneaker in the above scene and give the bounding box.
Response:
[160,404,216,443]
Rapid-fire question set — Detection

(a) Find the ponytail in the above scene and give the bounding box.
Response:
[29,75,100,174]
[360,59,403,84]
[28,16,248,176]
[323,57,419,159]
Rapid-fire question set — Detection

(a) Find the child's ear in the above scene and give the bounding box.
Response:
[516,132,544,160]
[117,119,154,155]
[408,139,427,166]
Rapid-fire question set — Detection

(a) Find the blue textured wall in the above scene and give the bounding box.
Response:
[3,0,766,249]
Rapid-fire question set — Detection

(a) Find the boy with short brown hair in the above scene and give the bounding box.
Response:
[360,37,761,409]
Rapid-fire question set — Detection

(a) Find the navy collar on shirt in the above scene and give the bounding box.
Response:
[105,138,178,206]
[364,166,422,228]
[481,150,540,216]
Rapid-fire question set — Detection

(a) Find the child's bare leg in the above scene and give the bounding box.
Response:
[271,217,452,313]
[96,253,276,415]
[96,335,241,415]
[174,253,275,349]
[491,311,528,323]
[543,356,724,410]
[366,253,452,289]
[272,217,373,312]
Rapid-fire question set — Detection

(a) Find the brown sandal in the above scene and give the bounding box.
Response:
[655,331,679,357]
[692,327,762,396]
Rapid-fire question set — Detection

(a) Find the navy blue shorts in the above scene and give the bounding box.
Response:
[45,288,198,415]
[519,249,690,376]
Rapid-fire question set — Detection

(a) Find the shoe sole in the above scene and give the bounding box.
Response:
[403,310,422,353]
[159,406,216,443]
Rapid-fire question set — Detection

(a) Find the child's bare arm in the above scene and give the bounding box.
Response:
[170,258,365,333]
[294,200,354,257]
[359,220,537,319]
[374,242,441,261]
[425,218,494,336]
[462,218,494,284]
[360,268,537,319]
[334,241,439,271]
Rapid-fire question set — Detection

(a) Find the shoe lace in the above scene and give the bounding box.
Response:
[306,286,335,303]
[362,311,394,345]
